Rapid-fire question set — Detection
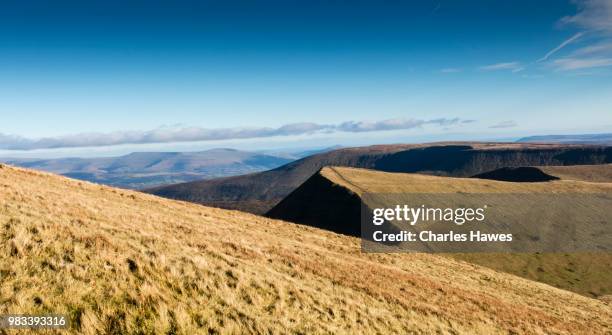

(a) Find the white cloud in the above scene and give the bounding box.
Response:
[560,0,612,33]
[489,120,517,129]
[439,68,462,73]
[336,118,461,133]
[0,117,468,150]
[552,57,612,70]
[538,32,584,62]
[479,62,524,72]
[546,1,612,71]
[571,41,612,56]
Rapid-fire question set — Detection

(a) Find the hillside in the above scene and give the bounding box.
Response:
[267,166,612,297]
[540,164,612,183]
[2,149,292,189]
[1,164,611,334]
[147,143,612,214]
[473,164,612,183]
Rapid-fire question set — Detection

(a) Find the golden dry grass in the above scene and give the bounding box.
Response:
[540,164,612,183]
[0,164,611,334]
[321,166,612,194]
[322,166,612,298]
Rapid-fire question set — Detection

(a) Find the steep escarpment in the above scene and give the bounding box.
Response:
[268,166,612,298]
[267,170,363,236]
[373,145,612,176]
[147,143,424,213]
[148,143,612,214]
[4,164,612,334]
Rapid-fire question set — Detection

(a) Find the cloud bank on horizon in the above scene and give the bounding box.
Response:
[1,0,611,148]
[0,118,469,150]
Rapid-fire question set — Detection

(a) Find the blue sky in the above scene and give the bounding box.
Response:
[1,0,611,157]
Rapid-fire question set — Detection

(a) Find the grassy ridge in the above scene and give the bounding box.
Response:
[1,164,611,334]
[320,167,612,297]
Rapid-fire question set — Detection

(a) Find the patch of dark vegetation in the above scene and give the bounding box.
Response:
[41,259,57,271]
[225,270,238,289]
[9,242,19,257]
[105,311,127,335]
[68,305,84,331]
[167,310,178,335]
[127,258,138,273]
[63,253,74,263]
[472,167,560,182]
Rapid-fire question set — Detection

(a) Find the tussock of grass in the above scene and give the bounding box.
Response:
[0,164,611,334]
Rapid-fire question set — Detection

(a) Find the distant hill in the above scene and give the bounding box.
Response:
[1,148,292,189]
[1,163,610,334]
[472,167,561,182]
[287,145,345,159]
[147,143,612,214]
[474,164,612,183]
[517,133,612,144]
[267,166,612,297]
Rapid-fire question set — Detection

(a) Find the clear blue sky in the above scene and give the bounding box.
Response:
[0,0,611,156]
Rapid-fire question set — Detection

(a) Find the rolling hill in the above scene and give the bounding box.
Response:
[267,166,612,297]
[147,143,612,214]
[473,164,612,183]
[2,149,292,189]
[1,163,611,334]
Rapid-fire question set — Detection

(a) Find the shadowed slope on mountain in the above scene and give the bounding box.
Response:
[472,167,560,182]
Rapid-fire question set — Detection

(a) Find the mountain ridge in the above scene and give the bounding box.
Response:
[1,163,611,334]
[148,143,612,214]
[517,133,612,144]
[267,166,612,297]
[1,148,292,189]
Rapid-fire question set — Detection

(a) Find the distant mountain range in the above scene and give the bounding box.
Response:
[0,148,293,189]
[147,143,612,214]
[517,133,612,144]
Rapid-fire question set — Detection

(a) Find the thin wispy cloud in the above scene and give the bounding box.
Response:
[552,57,612,70]
[480,62,524,72]
[547,0,612,71]
[0,118,469,150]
[538,32,584,62]
[439,68,462,73]
[560,0,612,33]
[489,120,517,129]
[572,41,612,56]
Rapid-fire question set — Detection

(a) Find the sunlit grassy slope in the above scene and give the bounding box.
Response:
[1,164,611,334]
[319,166,612,297]
[540,164,612,183]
